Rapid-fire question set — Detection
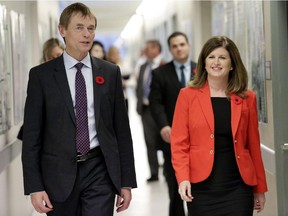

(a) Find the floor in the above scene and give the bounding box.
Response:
[32,86,170,216]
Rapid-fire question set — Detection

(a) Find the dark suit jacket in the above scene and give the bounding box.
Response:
[136,61,148,115]
[22,55,137,202]
[149,61,196,152]
[136,59,165,115]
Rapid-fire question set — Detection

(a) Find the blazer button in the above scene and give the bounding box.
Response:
[210,134,214,139]
[237,155,240,159]
[210,150,214,154]
[234,140,237,143]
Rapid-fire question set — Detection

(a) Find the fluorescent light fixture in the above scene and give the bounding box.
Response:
[120,14,143,39]
[136,0,165,16]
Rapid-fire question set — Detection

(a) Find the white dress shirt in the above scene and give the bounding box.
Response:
[173,60,191,87]
[63,51,99,149]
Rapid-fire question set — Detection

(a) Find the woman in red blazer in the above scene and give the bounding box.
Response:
[171,36,267,216]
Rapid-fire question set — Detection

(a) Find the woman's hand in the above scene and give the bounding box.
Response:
[254,193,266,213]
[178,180,193,202]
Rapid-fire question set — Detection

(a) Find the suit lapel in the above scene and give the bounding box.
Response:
[168,62,182,89]
[197,83,214,133]
[53,57,76,125]
[91,57,104,128]
[230,94,243,138]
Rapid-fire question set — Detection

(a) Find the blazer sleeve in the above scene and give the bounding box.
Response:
[170,89,191,183]
[246,91,268,193]
[22,68,45,194]
[113,66,137,188]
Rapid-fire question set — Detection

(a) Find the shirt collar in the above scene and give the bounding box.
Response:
[173,59,190,69]
[151,54,163,66]
[63,51,92,70]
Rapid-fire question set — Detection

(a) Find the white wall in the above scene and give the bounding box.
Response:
[0,1,60,215]
[123,0,212,66]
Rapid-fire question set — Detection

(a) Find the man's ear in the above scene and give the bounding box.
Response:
[58,25,65,37]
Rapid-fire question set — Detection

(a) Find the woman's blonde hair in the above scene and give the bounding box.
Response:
[42,38,64,62]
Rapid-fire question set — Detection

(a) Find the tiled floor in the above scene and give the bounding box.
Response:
[33,86,170,215]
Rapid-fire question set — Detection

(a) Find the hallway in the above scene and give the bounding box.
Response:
[1,2,287,215]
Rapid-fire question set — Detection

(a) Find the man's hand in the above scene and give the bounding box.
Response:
[31,191,53,214]
[115,188,132,213]
[178,180,193,202]
[160,126,171,143]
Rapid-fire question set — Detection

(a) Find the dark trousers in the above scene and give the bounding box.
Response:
[141,106,161,177]
[163,150,186,216]
[47,154,116,216]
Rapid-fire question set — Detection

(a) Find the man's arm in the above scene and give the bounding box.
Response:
[149,69,170,131]
[113,66,137,188]
[22,68,45,195]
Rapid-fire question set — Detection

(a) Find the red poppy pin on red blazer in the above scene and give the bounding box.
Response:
[95,76,104,84]
[193,68,197,74]
[233,95,242,105]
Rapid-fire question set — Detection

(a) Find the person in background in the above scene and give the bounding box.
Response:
[17,37,65,141]
[136,39,165,182]
[107,45,131,80]
[89,40,106,60]
[107,45,132,111]
[171,36,267,216]
[133,48,147,80]
[21,2,137,215]
[149,31,196,216]
[41,37,65,63]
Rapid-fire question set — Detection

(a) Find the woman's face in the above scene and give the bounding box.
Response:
[205,47,232,81]
[47,46,64,61]
[90,44,105,59]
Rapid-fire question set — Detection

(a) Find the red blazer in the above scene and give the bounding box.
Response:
[171,83,268,193]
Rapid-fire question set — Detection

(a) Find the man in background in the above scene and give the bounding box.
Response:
[149,31,197,216]
[136,39,164,182]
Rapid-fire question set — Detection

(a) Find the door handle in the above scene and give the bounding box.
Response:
[281,143,288,150]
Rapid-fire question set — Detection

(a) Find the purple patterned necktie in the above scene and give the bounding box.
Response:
[75,63,90,155]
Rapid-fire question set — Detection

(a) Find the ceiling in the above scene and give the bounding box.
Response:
[59,0,142,37]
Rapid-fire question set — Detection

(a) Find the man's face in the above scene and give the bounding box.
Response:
[145,42,160,60]
[169,35,190,64]
[59,12,96,60]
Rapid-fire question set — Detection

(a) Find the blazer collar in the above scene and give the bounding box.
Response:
[230,93,243,138]
[197,82,214,133]
[197,82,243,137]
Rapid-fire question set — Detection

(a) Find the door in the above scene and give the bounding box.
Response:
[270,1,288,215]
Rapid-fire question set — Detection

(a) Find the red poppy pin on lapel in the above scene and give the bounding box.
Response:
[233,96,242,105]
[193,68,197,74]
[95,76,104,84]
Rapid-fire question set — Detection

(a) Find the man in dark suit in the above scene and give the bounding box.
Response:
[21,3,137,216]
[149,32,196,216]
[136,40,165,182]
